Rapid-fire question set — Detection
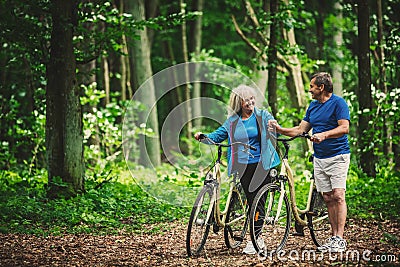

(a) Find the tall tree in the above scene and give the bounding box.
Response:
[46,0,84,197]
[281,0,306,111]
[232,0,306,113]
[267,0,278,117]
[332,2,344,96]
[126,0,161,167]
[180,0,193,142]
[357,0,375,176]
[108,0,129,102]
[375,0,391,159]
[190,0,204,129]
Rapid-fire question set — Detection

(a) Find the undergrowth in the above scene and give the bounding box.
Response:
[0,177,189,236]
[0,161,398,236]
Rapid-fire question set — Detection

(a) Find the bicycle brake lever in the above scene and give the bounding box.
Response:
[198,133,206,140]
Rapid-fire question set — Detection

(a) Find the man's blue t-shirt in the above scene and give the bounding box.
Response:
[234,112,261,164]
[303,94,350,159]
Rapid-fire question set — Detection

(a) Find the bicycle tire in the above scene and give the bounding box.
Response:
[186,184,214,257]
[249,183,291,257]
[308,188,330,247]
[224,184,248,249]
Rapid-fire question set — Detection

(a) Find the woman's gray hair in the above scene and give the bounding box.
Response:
[228,85,257,117]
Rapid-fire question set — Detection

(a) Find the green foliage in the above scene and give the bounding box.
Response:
[345,85,400,173]
[80,83,127,175]
[0,176,188,235]
[1,0,399,236]
[347,166,400,220]
[75,1,200,62]
[0,92,46,171]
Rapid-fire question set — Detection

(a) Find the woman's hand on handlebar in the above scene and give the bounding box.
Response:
[194,132,204,141]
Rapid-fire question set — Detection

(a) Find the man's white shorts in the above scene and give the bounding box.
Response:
[314,154,350,193]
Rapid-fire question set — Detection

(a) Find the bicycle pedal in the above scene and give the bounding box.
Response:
[291,232,305,237]
[213,223,220,233]
[233,236,244,242]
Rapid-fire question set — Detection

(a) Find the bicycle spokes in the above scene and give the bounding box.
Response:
[308,189,330,247]
[186,186,213,257]
[224,191,248,249]
[250,184,291,255]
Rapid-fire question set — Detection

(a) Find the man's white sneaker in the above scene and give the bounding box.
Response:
[317,236,337,252]
[317,236,347,253]
[330,236,347,253]
[242,237,265,255]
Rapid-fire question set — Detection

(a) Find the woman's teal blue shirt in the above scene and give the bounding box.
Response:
[205,107,281,175]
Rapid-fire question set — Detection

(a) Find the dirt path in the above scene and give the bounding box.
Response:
[0,219,398,266]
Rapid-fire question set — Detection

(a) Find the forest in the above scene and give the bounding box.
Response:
[0,0,399,266]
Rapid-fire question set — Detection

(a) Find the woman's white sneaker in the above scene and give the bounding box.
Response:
[242,237,265,255]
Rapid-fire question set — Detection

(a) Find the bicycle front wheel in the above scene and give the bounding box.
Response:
[249,183,291,256]
[308,188,330,247]
[186,185,214,257]
[224,184,248,249]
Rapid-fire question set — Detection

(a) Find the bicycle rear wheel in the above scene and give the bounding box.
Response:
[249,183,291,257]
[307,188,331,247]
[224,184,248,249]
[186,185,214,257]
[308,188,330,247]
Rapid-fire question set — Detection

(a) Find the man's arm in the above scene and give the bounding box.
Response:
[311,119,349,144]
[269,120,312,137]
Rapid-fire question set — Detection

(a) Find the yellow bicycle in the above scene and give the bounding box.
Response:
[186,134,255,257]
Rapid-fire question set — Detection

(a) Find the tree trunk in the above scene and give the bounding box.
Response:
[79,60,101,161]
[267,0,278,117]
[123,34,132,100]
[233,0,306,112]
[254,62,268,101]
[127,0,161,167]
[46,0,84,198]
[120,35,128,101]
[357,0,375,176]
[332,2,344,96]
[145,0,159,47]
[376,0,392,160]
[109,50,124,100]
[180,0,193,144]
[315,1,325,59]
[102,56,111,105]
[191,0,204,129]
[281,0,306,110]
[115,0,128,101]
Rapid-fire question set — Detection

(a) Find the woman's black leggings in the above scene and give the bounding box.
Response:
[235,162,271,238]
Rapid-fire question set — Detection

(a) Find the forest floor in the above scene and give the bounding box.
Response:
[0,219,399,267]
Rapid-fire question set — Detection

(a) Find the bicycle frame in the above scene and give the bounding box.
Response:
[278,158,314,226]
[194,136,254,234]
[204,161,247,228]
[270,133,328,227]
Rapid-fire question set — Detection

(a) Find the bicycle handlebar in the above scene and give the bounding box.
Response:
[198,134,257,151]
[276,132,311,142]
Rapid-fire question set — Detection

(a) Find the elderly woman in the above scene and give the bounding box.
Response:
[195,85,280,254]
